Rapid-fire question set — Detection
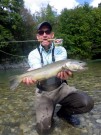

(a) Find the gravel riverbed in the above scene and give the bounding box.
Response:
[0,61,101,135]
[0,85,101,135]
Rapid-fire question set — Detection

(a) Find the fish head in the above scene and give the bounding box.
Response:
[65,60,87,71]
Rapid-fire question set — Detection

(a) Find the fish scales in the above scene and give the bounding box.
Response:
[21,60,67,80]
[10,59,86,91]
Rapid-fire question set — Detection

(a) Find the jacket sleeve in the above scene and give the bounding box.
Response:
[55,46,67,61]
[28,49,42,70]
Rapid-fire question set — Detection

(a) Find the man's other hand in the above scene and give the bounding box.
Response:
[22,77,37,85]
[57,70,73,80]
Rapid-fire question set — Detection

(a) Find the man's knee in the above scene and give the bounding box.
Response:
[81,94,94,113]
[36,117,52,135]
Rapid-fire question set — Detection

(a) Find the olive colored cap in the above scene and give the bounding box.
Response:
[37,21,52,31]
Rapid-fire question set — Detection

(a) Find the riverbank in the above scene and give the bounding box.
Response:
[0,61,29,70]
[0,60,101,135]
[0,86,101,135]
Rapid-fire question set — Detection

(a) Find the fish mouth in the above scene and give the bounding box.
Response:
[76,61,88,71]
[80,62,88,70]
[78,61,87,67]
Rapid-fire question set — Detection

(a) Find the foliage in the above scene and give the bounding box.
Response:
[0,2,101,62]
[33,4,58,33]
[0,0,35,61]
[57,3,101,59]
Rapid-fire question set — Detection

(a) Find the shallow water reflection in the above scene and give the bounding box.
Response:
[0,60,101,135]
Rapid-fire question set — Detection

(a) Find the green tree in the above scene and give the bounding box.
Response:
[0,0,24,44]
[0,0,25,61]
[98,3,101,8]
[33,4,58,33]
[57,3,101,59]
[0,0,36,61]
[90,7,101,59]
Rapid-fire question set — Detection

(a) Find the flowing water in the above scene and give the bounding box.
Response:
[0,60,101,135]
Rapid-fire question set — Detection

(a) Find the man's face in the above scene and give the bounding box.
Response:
[37,26,54,48]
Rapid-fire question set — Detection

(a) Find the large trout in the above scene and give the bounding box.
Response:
[10,59,87,91]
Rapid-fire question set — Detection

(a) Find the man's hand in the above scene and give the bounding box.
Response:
[57,70,73,80]
[22,77,37,85]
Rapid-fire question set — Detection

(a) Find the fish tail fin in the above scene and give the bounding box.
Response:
[10,75,22,91]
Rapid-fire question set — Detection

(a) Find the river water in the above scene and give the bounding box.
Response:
[0,60,101,135]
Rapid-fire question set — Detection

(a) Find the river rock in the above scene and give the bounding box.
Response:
[96,119,101,124]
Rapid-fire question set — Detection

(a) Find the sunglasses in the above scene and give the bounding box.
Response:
[38,30,51,35]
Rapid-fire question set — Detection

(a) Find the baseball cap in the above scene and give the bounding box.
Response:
[37,21,52,31]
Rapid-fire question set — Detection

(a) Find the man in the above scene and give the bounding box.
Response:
[22,21,94,135]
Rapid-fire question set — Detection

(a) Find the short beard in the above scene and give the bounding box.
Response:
[41,43,52,51]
